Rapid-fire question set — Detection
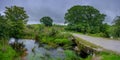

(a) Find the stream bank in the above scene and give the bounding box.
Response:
[9,37,96,60]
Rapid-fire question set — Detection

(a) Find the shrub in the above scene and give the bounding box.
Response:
[55,33,72,39]
[0,44,16,60]
[54,39,72,46]
[64,50,81,60]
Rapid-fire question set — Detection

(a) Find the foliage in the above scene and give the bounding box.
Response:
[64,50,81,60]
[100,23,111,37]
[65,5,106,34]
[98,51,120,60]
[21,27,35,39]
[5,6,28,39]
[10,20,26,39]
[0,14,10,40]
[5,6,28,23]
[88,32,108,37]
[102,54,120,60]
[34,26,73,49]
[88,23,111,38]
[112,16,120,38]
[21,24,65,40]
[0,6,28,60]
[40,16,53,26]
[0,41,16,60]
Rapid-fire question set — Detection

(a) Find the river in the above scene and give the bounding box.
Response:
[9,38,65,60]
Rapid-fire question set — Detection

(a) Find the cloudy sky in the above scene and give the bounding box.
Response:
[0,0,120,24]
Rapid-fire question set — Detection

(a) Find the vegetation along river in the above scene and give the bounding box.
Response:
[9,38,66,60]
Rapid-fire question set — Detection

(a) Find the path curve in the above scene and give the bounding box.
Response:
[72,33,120,53]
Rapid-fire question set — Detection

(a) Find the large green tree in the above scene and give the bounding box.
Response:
[65,5,106,34]
[40,16,53,26]
[4,6,28,39]
[0,14,11,52]
[100,23,111,37]
[112,16,120,38]
[0,14,9,40]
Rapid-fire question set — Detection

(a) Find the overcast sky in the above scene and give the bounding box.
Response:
[0,0,120,24]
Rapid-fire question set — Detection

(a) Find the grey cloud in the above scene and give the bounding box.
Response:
[85,0,120,24]
[0,0,120,24]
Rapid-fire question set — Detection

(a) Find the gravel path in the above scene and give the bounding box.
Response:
[73,33,120,53]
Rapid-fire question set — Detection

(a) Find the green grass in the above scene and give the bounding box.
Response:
[0,41,17,60]
[26,25,73,49]
[64,50,81,60]
[54,39,72,45]
[98,51,120,60]
[39,35,73,49]
[102,54,120,60]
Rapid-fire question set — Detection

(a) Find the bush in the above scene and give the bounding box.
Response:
[0,44,16,60]
[98,51,120,60]
[54,39,72,46]
[55,33,72,39]
[41,37,54,43]
[48,27,59,37]
[64,50,81,60]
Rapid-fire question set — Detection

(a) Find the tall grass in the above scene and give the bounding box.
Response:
[98,51,120,60]
[0,40,17,60]
[64,50,81,60]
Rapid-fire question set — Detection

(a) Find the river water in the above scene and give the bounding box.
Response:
[9,38,65,60]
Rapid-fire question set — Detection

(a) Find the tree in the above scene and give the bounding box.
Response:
[0,14,10,40]
[40,16,53,26]
[65,5,106,34]
[4,6,28,39]
[112,16,120,38]
[100,23,110,37]
[0,14,11,52]
[5,6,28,23]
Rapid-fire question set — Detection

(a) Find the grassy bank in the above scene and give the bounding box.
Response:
[0,40,17,60]
[33,24,73,49]
[98,51,120,60]
[21,24,85,59]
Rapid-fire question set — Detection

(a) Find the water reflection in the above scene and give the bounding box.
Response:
[9,38,65,60]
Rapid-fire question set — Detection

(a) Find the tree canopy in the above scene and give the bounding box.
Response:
[65,5,106,34]
[112,16,120,38]
[0,14,10,40]
[4,6,28,39]
[5,6,28,23]
[40,16,53,26]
